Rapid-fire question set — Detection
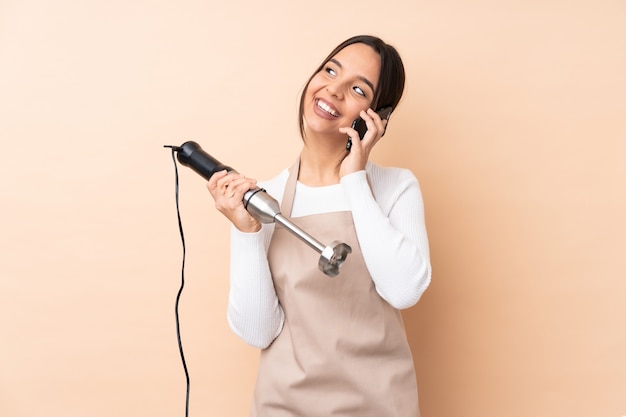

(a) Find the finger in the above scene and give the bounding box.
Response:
[216,171,243,193]
[208,169,228,188]
[366,109,387,137]
[357,109,383,141]
[224,176,256,198]
[230,179,255,199]
[207,170,230,198]
[339,126,360,146]
[380,119,389,137]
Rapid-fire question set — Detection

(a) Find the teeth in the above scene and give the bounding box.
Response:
[317,100,339,117]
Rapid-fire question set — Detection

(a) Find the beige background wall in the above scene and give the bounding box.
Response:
[1,0,624,416]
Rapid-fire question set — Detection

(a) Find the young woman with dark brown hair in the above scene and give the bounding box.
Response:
[207,34,431,417]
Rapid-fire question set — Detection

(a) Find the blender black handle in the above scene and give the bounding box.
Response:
[176,141,235,180]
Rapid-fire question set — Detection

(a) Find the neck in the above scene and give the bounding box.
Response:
[298,133,346,186]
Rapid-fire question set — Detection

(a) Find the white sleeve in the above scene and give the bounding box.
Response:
[226,170,289,349]
[340,166,432,309]
[227,224,284,348]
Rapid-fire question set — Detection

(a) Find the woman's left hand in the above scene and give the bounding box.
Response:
[338,108,388,178]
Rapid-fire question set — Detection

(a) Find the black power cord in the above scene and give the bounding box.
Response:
[165,145,190,417]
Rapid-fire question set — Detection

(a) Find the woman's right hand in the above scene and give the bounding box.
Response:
[206,170,261,233]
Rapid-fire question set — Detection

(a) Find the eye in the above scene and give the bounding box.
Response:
[324,66,336,76]
[353,86,366,97]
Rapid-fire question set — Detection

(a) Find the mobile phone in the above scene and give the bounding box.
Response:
[346,106,393,151]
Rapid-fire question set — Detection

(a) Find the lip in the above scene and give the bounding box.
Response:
[313,98,341,120]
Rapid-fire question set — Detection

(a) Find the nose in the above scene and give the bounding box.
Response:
[326,81,344,99]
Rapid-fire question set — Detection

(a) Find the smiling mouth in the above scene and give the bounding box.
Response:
[316,99,339,118]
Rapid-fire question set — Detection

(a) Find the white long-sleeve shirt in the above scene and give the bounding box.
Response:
[227,161,432,348]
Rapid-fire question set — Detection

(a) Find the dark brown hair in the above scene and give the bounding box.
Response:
[298,35,406,138]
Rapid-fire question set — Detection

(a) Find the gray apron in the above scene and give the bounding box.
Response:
[251,159,419,417]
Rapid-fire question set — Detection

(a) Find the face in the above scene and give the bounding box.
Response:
[302,43,381,139]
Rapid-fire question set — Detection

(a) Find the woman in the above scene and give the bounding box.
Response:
[207,35,431,417]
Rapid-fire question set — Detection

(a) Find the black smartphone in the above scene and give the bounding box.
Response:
[346,106,393,151]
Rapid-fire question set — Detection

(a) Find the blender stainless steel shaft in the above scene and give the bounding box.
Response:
[174,141,351,277]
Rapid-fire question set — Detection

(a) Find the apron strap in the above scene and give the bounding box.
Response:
[281,156,300,217]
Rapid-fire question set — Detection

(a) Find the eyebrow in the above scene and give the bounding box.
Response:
[329,58,376,93]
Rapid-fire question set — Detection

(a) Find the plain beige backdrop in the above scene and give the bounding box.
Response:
[1,0,625,416]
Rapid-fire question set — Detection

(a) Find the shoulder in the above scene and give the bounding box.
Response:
[366,161,419,190]
[365,162,422,212]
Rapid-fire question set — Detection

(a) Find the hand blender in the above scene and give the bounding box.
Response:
[170,141,351,277]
